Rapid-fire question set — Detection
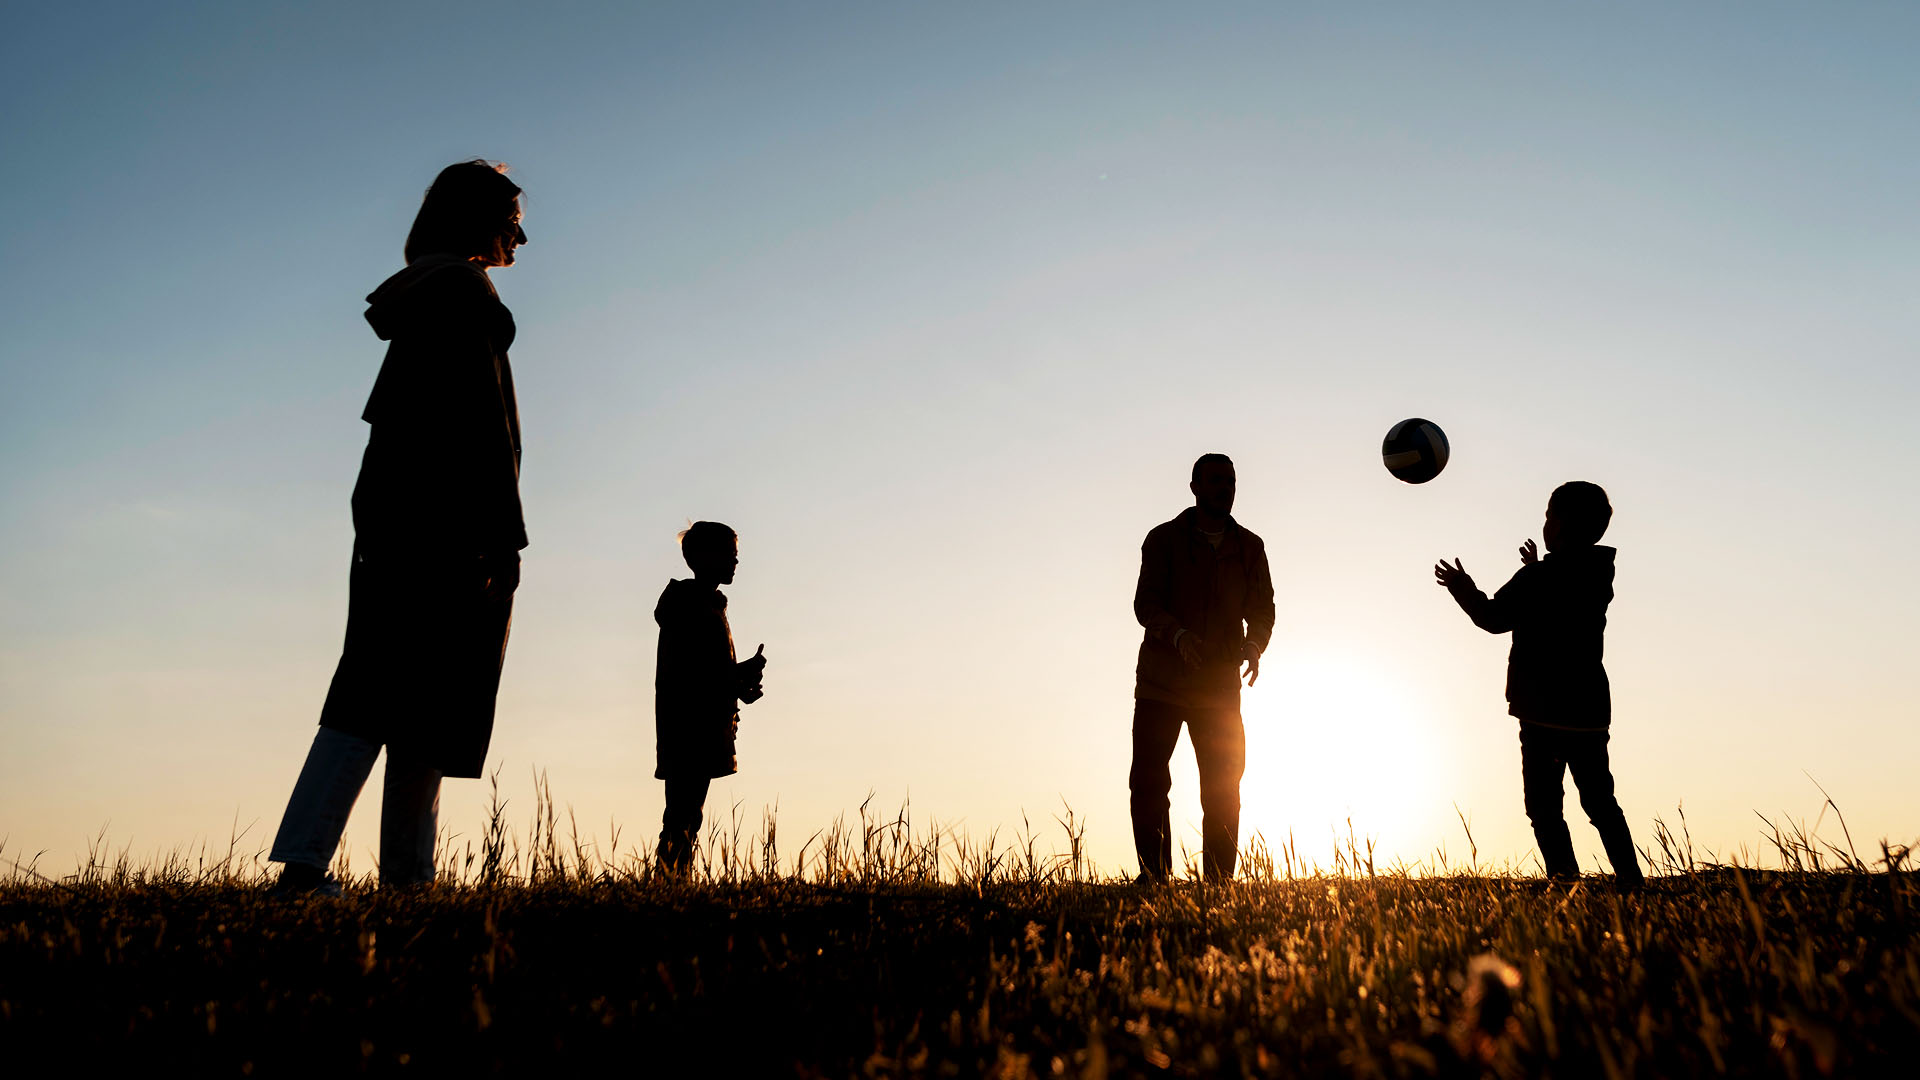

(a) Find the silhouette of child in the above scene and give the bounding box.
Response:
[653,521,766,874]
[1434,482,1644,889]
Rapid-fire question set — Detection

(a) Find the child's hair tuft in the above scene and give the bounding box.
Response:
[678,520,737,560]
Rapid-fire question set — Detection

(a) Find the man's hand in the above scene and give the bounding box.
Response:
[1433,557,1474,594]
[1176,631,1204,668]
[1241,642,1262,686]
[1519,539,1539,566]
[482,552,521,602]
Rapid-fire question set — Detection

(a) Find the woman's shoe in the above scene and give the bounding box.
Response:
[271,863,343,898]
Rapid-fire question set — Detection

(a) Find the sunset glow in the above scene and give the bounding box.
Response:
[3,3,1915,881]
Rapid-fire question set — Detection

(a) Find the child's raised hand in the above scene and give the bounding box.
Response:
[1433,558,1473,593]
[1519,539,1539,565]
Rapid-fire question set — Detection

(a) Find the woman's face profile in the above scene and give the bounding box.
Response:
[492,201,527,268]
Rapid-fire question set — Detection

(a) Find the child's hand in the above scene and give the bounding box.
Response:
[1519,539,1539,565]
[1433,558,1474,593]
[738,644,767,704]
[740,643,767,678]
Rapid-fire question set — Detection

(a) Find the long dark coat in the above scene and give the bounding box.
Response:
[317,254,526,778]
[653,579,746,780]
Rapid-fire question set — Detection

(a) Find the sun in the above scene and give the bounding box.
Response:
[1236,649,1455,870]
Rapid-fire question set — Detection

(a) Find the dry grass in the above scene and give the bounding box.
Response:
[1,777,1914,1076]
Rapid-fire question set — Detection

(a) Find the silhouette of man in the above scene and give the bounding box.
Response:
[1434,481,1645,890]
[1130,453,1275,882]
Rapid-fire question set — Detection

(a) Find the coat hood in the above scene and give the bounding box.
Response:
[655,578,725,626]
[1546,544,1616,577]
[363,254,490,341]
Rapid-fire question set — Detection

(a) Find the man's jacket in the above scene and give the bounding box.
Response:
[1134,509,1276,709]
[1449,545,1616,730]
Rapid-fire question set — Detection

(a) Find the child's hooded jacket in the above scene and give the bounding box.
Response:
[1450,545,1616,730]
[653,579,745,779]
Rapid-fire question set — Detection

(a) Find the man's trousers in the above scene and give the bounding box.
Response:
[1129,699,1245,881]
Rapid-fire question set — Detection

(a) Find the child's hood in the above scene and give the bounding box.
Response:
[654,578,726,626]
[1546,544,1616,582]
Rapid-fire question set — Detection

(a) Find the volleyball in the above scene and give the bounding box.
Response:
[1382,418,1450,484]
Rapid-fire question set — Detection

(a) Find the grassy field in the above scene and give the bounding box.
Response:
[3,794,1914,1076]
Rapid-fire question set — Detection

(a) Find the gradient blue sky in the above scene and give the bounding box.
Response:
[4,3,1915,877]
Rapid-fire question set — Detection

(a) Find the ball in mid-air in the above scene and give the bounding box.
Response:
[1382,418,1450,484]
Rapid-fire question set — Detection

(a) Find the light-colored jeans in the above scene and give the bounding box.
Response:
[269,727,442,886]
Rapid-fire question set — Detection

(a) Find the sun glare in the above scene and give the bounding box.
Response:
[1237,650,1452,868]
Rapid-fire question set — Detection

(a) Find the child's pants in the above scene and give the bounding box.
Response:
[1129,699,1245,881]
[1518,722,1643,884]
[269,726,442,886]
[658,776,711,873]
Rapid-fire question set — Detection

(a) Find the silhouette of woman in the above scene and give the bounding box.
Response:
[269,160,530,894]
